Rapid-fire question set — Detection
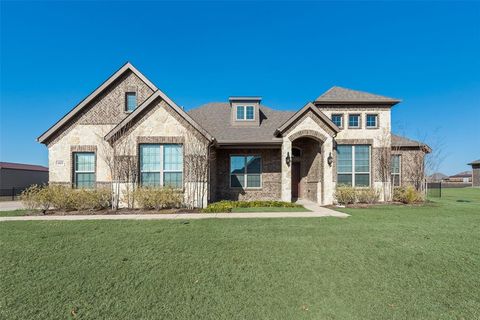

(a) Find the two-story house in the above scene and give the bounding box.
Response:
[38,63,430,207]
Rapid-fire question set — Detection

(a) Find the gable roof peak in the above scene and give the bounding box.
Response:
[315,86,400,105]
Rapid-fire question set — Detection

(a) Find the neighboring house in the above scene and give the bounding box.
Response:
[468,160,480,187]
[37,63,430,207]
[443,171,473,184]
[0,162,49,198]
[427,172,448,183]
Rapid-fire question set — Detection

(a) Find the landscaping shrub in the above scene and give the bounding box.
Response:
[21,184,52,211]
[21,185,112,211]
[334,185,356,205]
[202,200,302,213]
[393,186,424,204]
[356,187,380,204]
[134,187,183,210]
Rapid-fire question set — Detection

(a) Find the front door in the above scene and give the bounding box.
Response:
[292,162,301,199]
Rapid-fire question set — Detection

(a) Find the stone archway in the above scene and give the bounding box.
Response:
[290,136,323,202]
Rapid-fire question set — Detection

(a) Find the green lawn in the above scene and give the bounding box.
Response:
[1,188,479,319]
[0,209,31,217]
[231,206,310,212]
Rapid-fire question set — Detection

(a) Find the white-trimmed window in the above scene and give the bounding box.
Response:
[139,144,183,188]
[73,152,96,188]
[236,105,255,120]
[337,145,370,187]
[331,114,343,128]
[391,155,401,186]
[366,114,378,128]
[348,114,360,128]
[126,92,137,112]
[230,155,261,188]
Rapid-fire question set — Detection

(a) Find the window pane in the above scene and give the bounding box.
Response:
[246,106,254,119]
[392,174,400,187]
[337,145,352,173]
[246,156,261,174]
[76,173,95,188]
[140,145,160,172]
[391,155,400,174]
[366,115,377,127]
[349,115,359,127]
[332,114,342,127]
[164,144,183,171]
[75,153,95,172]
[355,145,370,173]
[247,174,261,188]
[141,172,160,187]
[231,174,245,187]
[355,174,370,187]
[126,92,137,111]
[230,156,245,174]
[236,106,245,120]
[337,174,353,186]
[164,172,182,188]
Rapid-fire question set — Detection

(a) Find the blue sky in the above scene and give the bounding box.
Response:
[1,1,479,175]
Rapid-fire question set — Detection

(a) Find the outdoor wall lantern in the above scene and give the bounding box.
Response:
[285,152,291,167]
[327,152,333,167]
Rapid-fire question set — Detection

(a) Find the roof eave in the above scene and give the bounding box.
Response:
[314,100,401,106]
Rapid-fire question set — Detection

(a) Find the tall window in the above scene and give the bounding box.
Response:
[230,155,261,188]
[73,152,95,188]
[236,105,254,120]
[391,155,401,186]
[331,114,343,128]
[337,145,370,187]
[348,114,360,128]
[126,92,137,112]
[366,114,378,128]
[139,144,183,188]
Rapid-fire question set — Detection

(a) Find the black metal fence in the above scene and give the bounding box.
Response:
[0,187,27,201]
[426,182,442,198]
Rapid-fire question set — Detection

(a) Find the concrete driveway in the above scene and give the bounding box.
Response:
[0,201,25,211]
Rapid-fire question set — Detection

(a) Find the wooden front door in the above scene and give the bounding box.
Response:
[292,162,301,199]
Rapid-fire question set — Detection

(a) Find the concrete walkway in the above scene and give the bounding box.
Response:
[0,207,348,222]
[0,201,25,211]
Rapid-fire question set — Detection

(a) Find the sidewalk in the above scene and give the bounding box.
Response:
[0,208,348,222]
[0,201,24,211]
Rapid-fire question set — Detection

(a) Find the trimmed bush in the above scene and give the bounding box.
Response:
[134,187,183,210]
[334,186,357,205]
[21,185,111,211]
[202,200,301,213]
[393,186,424,204]
[356,188,380,204]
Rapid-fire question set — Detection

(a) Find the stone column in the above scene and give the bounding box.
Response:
[281,138,292,202]
[322,138,334,205]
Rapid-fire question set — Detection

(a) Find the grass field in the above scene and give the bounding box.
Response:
[1,188,479,319]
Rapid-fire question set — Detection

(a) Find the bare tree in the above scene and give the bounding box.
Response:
[96,125,138,210]
[183,133,211,209]
[377,128,392,201]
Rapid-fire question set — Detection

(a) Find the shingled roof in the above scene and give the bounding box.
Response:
[187,103,294,145]
[468,159,480,165]
[392,134,431,152]
[315,86,400,105]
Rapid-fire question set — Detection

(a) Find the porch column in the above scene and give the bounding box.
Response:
[281,138,292,202]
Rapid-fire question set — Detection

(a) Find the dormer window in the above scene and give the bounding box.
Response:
[126,92,137,112]
[236,105,255,120]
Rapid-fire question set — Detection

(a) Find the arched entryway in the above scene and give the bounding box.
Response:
[290,136,324,202]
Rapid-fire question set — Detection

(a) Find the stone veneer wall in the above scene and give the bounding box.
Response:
[215,148,282,201]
